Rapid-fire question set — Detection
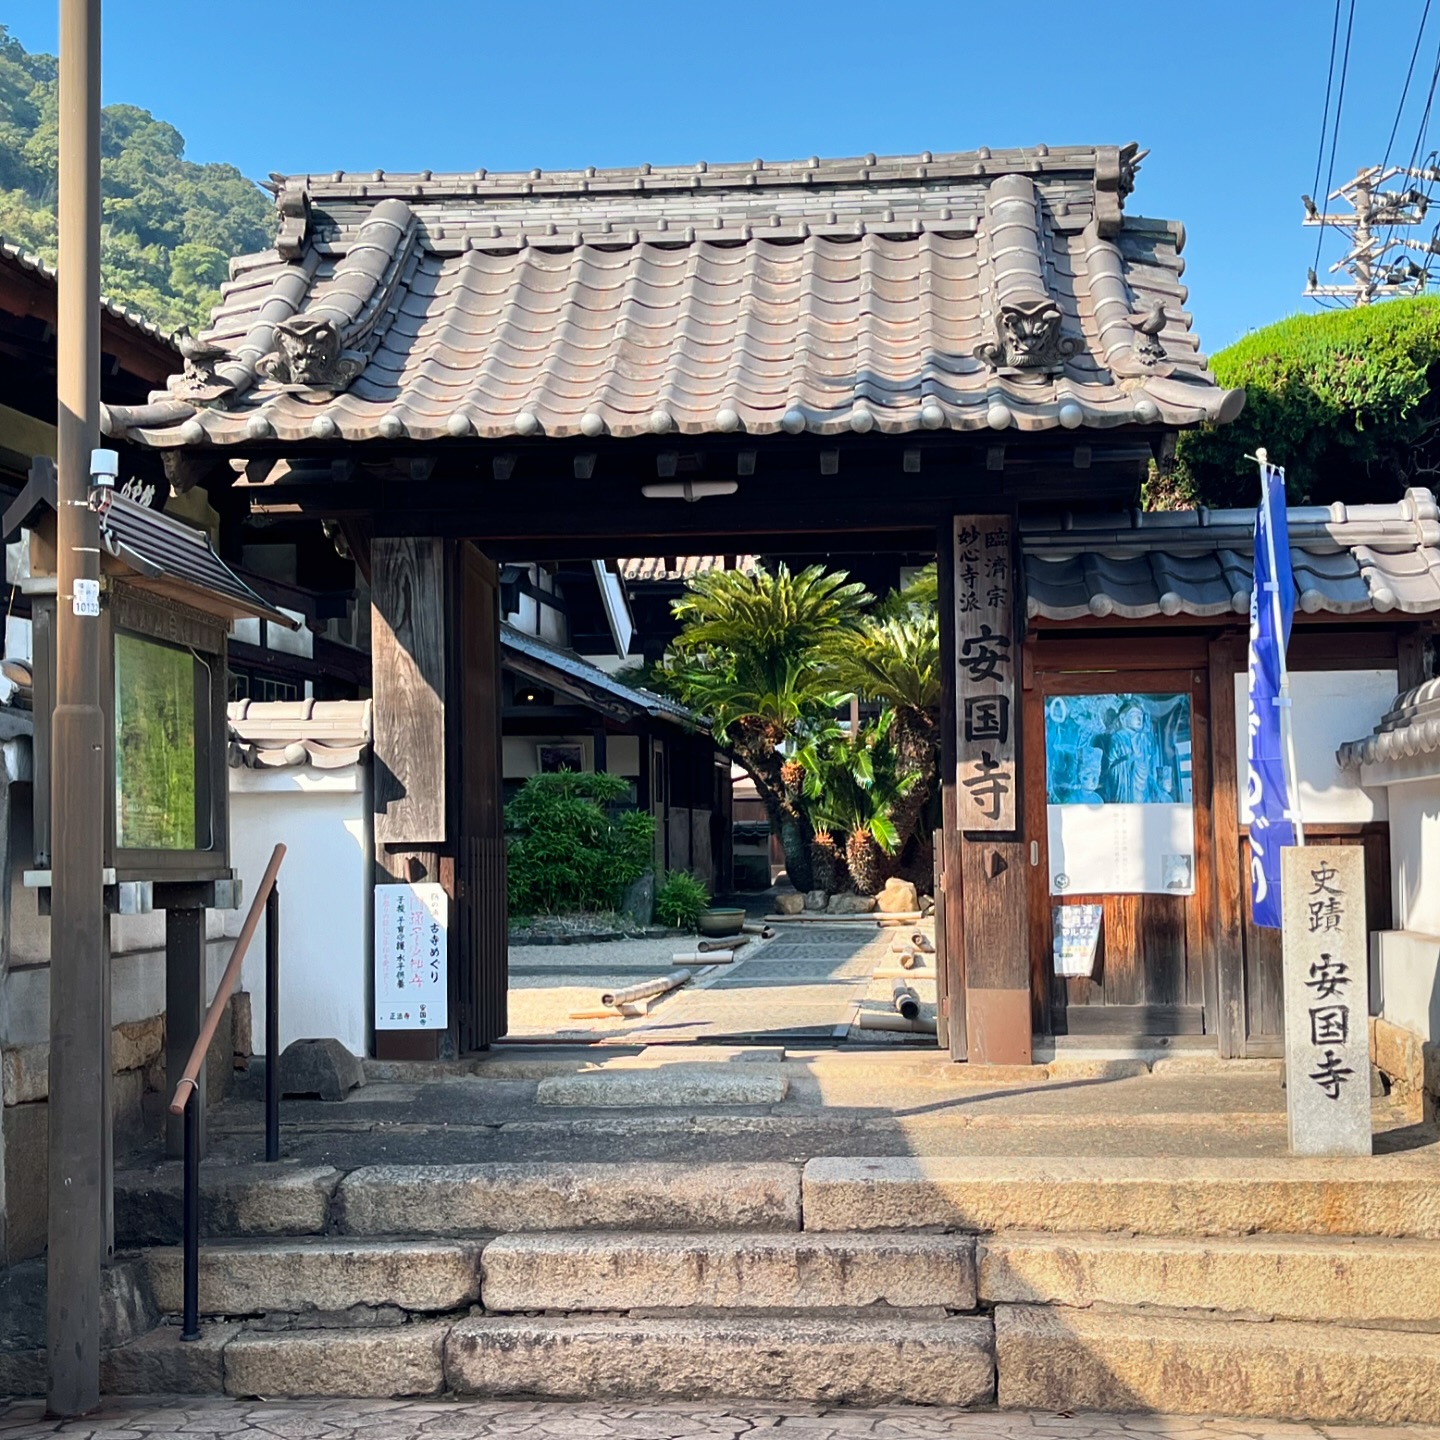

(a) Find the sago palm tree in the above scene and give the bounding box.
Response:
[661,563,871,890]
[796,712,917,895]
[832,602,940,874]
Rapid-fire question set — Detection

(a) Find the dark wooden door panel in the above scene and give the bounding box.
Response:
[1030,664,1212,1039]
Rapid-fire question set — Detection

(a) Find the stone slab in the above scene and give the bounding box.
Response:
[101,1321,239,1396]
[980,1231,1440,1323]
[336,1162,802,1236]
[634,1045,785,1063]
[1,1044,47,1106]
[481,1231,976,1312]
[535,1068,788,1106]
[1282,845,1371,1156]
[445,1314,994,1406]
[0,1349,42,1397]
[995,1303,1440,1424]
[803,1156,1440,1238]
[2,1100,46,1260]
[147,1239,483,1316]
[114,1163,342,1245]
[223,1323,450,1398]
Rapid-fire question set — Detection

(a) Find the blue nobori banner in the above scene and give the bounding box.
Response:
[1247,456,1301,929]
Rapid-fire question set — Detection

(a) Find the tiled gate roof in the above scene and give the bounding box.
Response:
[109,144,1243,450]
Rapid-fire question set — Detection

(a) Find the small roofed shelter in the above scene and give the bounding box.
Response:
[5,458,301,1148]
[108,142,1265,1063]
[499,624,725,889]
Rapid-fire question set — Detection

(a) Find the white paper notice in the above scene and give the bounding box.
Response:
[72,578,100,617]
[374,882,448,1030]
[1048,802,1195,896]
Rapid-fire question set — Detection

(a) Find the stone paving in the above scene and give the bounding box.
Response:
[4,1399,1436,1440]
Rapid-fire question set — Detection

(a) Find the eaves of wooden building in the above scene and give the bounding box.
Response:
[105,143,1440,1065]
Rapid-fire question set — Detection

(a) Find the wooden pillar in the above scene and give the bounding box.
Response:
[936,520,966,1059]
[950,514,1031,1066]
[164,907,206,1157]
[1209,632,1246,1057]
[371,536,447,1060]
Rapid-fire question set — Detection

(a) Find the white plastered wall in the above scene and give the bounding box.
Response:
[228,763,372,1058]
[1234,668,1395,824]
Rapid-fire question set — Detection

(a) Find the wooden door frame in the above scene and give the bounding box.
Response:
[1023,647,1217,1041]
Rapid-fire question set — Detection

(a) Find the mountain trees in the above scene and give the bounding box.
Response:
[0,25,272,330]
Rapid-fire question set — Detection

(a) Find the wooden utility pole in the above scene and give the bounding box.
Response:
[48,0,108,1415]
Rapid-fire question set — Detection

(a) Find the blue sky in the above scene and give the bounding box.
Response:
[8,1,1434,352]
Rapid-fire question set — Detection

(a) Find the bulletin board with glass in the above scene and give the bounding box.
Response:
[32,580,232,882]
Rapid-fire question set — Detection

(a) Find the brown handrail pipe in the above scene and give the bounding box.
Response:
[169,843,286,1116]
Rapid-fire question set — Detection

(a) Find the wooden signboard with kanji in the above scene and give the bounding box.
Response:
[954,514,1016,831]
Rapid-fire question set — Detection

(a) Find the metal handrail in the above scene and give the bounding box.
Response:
[169,841,286,1342]
[167,842,286,1117]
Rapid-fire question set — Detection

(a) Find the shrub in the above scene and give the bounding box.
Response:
[1172,295,1440,507]
[655,870,711,930]
[505,771,655,916]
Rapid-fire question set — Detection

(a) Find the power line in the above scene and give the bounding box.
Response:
[1310,0,1344,228]
[1314,0,1359,274]
[1383,0,1433,172]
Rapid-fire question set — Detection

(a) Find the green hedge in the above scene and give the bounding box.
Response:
[1171,295,1440,508]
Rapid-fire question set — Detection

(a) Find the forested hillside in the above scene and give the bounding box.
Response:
[0,24,273,331]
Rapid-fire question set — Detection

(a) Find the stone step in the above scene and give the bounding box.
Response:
[981,1230,1440,1324]
[805,1155,1440,1238]
[480,1231,975,1312]
[115,1163,342,1246]
[995,1303,1440,1425]
[223,1323,451,1399]
[335,1161,801,1236]
[146,1238,482,1317]
[444,1314,995,1406]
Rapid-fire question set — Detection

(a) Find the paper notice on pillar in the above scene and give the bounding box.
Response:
[375,882,448,1030]
[1044,692,1195,896]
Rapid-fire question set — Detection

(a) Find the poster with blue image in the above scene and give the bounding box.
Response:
[1044,692,1196,896]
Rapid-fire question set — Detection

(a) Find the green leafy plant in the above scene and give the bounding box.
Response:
[796,711,918,894]
[505,771,655,917]
[1172,295,1440,508]
[657,562,870,890]
[654,870,711,930]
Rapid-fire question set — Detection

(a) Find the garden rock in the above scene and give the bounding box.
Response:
[804,889,829,911]
[876,878,919,914]
[280,1038,365,1101]
[773,892,805,916]
[828,894,877,914]
[621,871,656,926]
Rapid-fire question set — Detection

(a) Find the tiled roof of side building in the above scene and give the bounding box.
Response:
[106,143,1245,450]
[228,698,372,769]
[1337,678,1440,769]
[1022,486,1440,620]
[1,237,176,345]
[618,555,761,583]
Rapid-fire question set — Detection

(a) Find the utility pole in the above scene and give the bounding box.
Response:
[48,0,108,1417]
[1302,163,1440,304]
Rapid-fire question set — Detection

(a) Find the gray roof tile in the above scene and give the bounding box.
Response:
[112,144,1244,448]
[1023,487,1440,619]
[1337,679,1440,768]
